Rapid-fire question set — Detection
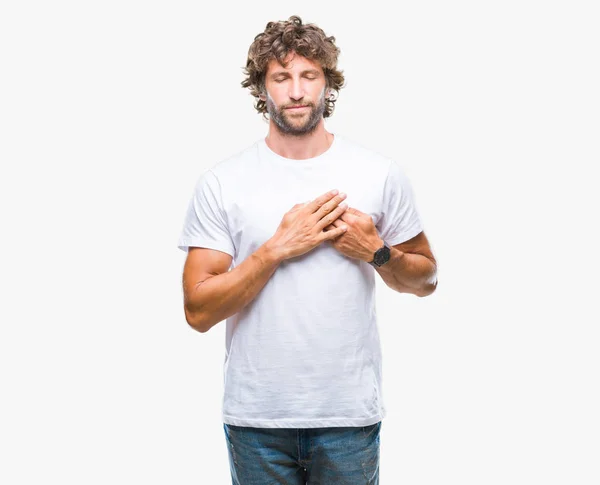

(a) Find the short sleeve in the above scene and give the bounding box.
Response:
[177,169,235,257]
[377,160,423,246]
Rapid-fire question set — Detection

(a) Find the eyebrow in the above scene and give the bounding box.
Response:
[270,69,321,79]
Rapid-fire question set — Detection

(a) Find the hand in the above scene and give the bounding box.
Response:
[324,207,384,262]
[266,190,349,261]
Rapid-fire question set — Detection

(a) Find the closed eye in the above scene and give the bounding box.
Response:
[274,75,319,83]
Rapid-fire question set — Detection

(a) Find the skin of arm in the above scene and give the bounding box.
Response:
[372,232,438,297]
[184,242,283,333]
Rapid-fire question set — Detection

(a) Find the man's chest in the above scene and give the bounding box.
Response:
[224,173,385,257]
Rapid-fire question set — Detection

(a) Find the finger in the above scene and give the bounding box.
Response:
[345,207,363,217]
[320,224,347,242]
[306,189,340,213]
[316,192,347,221]
[315,201,348,232]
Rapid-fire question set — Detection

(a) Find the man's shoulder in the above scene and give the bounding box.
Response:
[335,134,393,171]
[209,139,261,178]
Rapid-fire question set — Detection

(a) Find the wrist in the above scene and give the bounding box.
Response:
[261,239,286,265]
[368,237,394,268]
[364,236,385,263]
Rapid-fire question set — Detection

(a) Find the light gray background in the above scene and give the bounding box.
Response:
[1,1,599,483]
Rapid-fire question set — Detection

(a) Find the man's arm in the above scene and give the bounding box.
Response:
[324,208,438,297]
[183,243,283,333]
[182,189,349,333]
[372,231,438,297]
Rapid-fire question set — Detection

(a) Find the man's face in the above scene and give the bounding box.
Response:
[263,53,327,136]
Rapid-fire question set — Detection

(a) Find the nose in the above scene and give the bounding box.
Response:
[289,78,304,101]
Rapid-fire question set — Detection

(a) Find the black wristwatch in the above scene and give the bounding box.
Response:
[369,241,391,267]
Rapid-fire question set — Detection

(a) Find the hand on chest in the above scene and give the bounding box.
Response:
[228,182,383,253]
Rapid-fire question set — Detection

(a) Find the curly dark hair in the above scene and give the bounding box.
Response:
[241,15,345,121]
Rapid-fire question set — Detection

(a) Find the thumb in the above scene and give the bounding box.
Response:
[345,207,362,216]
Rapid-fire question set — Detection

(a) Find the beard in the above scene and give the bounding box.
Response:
[265,87,327,137]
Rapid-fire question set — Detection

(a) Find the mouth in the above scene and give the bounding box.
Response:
[285,105,309,110]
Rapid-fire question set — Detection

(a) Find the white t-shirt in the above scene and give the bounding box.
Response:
[178,133,423,428]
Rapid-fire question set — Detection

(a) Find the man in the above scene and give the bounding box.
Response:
[178,15,437,485]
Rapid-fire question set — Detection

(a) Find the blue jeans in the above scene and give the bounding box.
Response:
[223,421,381,484]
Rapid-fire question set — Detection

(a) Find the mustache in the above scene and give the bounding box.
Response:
[284,103,312,108]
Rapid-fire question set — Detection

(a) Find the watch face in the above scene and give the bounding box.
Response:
[374,245,391,266]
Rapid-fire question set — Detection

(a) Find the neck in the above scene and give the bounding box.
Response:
[265,122,334,160]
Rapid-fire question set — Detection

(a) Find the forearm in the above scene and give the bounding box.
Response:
[186,242,283,333]
[375,246,438,297]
